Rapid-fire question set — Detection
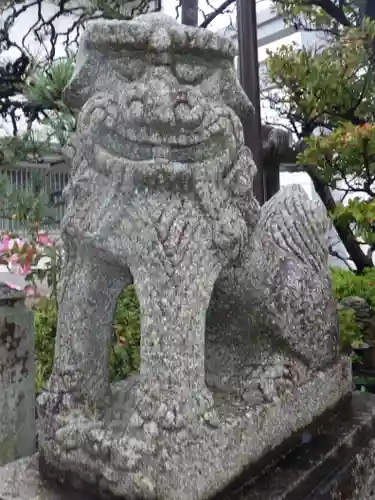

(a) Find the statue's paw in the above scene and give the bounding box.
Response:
[242,360,309,405]
[131,385,217,430]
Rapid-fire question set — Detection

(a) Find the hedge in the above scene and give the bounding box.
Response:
[34,268,375,392]
[34,285,140,393]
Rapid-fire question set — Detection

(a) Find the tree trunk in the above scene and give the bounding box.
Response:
[308,171,373,272]
[181,0,198,26]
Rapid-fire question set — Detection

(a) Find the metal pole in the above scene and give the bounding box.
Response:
[181,0,199,26]
[365,0,375,19]
[237,0,265,205]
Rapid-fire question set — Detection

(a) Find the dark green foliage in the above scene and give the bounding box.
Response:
[331,267,375,349]
[34,267,375,391]
[34,285,141,393]
[34,297,58,393]
[331,267,375,309]
[338,308,363,352]
[109,285,141,382]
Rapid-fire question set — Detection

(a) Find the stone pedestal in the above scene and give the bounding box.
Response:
[0,455,83,500]
[36,359,351,500]
[218,392,375,500]
[3,393,375,500]
[0,283,36,466]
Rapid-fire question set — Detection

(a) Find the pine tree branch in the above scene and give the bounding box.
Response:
[0,0,160,137]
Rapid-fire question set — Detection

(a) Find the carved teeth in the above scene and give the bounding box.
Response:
[152,146,170,160]
[149,27,171,52]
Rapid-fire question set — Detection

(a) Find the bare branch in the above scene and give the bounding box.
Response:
[328,244,353,270]
[199,0,235,28]
[0,0,160,136]
[312,0,351,26]
[274,0,351,27]
[175,0,182,19]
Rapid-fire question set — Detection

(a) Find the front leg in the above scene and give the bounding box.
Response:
[130,258,220,429]
[116,198,225,430]
[37,240,131,430]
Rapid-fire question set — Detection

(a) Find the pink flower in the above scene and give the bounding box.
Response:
[8,253,20,264]
[4,281,22,291]
[0,234,10,253]
[24,285,39,297]
[20,261,32,276]
[37,232,53,247]
[5,237,25,251]
[12,238,25,249]
[7,254,29,276]
[7,253,20,267]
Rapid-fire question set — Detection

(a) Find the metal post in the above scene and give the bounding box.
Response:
[237,0,265,205]
[181,0,198,26]
[265,160,280,199]
[365,0,375,19]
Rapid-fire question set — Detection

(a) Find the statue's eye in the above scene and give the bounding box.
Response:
[107,52,146,81]
[174,63,208,84]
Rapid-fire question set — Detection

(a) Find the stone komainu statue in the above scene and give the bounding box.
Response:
[37,13,350,500]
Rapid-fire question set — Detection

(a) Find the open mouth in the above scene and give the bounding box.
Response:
[99,118,238,163]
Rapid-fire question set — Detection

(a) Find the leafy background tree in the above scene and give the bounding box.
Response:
[3,0,375,274]
[264,0,375,271]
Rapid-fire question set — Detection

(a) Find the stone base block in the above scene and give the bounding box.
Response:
[0,454,84,500]
[219,391,375,500]
[37,358,351,500]
[4,391,375,500]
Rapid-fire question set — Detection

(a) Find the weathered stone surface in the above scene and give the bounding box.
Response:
[0,454,84,500]
[206,184,339,397]
[4,395,375,500]
[39,359,351,500]
[36,12,350,500]
[217,392,375,500]
[0,283,35,466]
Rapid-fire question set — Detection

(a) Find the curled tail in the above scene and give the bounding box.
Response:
[257,184,331,273]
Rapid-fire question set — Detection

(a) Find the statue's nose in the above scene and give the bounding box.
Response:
[175,90,189,105]
[142,82,205,129]
[173,88,204,129]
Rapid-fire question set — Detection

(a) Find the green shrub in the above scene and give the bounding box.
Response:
[34,285,141,393]
[338,308,363,352]
[34,297,58,393]
[331,267,375,309]
[34,267,375,391]
[331,266,375,349]
[109,285,141,382]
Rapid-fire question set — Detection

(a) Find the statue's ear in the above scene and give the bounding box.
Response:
[63,42,101,111]
[220,61,254,122]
